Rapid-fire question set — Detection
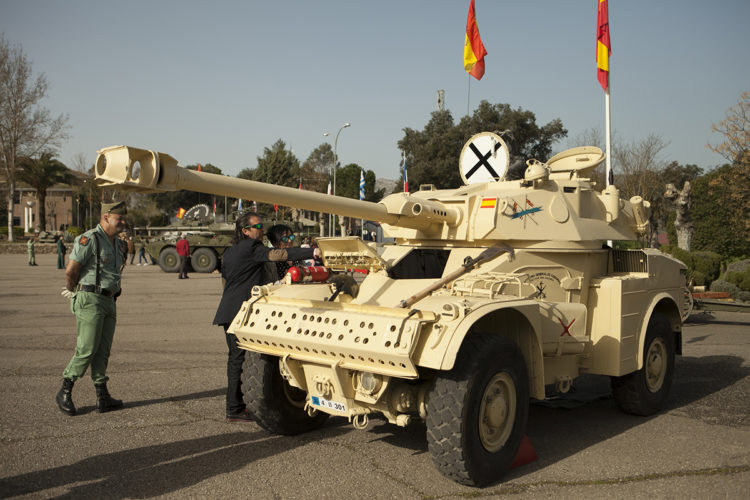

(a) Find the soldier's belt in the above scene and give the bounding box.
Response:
[77,284,116,297]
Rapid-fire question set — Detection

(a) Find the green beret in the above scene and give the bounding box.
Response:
[102,201,128,215]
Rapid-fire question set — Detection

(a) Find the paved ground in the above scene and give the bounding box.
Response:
[0,253,748,499]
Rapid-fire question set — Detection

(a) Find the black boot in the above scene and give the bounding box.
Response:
[56,378,76,416]
[95,382,124,413]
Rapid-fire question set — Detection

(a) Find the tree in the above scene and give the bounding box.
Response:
[691,164,750,258]
[663,181,693,251]
[243,139,300,219]
[254,139,300,187]
[0,35,69,241]
[459,101,567,162]
[398,101,567,190]
[612,134,670,246]
[18,152,71,231]
[707,92,749,173]
[334,163,383,202]
[300,143,333,193]
[399,109,464,190]
[660,161,703,249]
[333,163,384,234]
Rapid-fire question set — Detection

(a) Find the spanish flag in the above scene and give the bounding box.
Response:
[176,207,186,219]
[464,0,487,80]
[596,0,611,91]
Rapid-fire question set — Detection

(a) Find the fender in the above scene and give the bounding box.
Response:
[437,300,545,399]
[636,291,681,369]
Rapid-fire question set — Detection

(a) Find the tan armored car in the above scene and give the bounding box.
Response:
[95,132,688,486]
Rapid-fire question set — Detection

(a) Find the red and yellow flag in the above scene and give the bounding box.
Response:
[176,207,186,219]
[596,0,611,91]
[464,0,487,80]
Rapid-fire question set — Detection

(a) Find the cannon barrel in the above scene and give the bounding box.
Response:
[95,145,461,231]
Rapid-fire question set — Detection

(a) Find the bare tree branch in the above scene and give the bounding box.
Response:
[0,34,70,241]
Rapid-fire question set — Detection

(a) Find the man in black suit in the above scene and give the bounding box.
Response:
[213,212,318,422]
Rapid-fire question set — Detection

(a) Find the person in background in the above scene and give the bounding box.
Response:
[176,234,190,279]
[56,201,128,416]
[56,234,66,269]
[213,212,319,422]
[27,236,37,266]
[127,236,135,265]
[266,224,299,281]
[300,236,314,267]
[137,238,149,265]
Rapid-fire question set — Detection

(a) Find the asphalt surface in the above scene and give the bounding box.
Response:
[1,253,748,499]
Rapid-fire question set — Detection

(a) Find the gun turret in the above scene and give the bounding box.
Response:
[95,134,648,246]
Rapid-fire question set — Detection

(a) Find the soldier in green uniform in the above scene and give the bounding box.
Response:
[56,201,128,416]
[27,236,37,266]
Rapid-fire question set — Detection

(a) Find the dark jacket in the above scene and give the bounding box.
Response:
[212,238,314,326]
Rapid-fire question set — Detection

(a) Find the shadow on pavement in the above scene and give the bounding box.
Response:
[686,311,750,326]
[0,425,348,498]
[65,388,226,416]
[509,354,750,480]
[358,353,749,486]
[125,388,226,409]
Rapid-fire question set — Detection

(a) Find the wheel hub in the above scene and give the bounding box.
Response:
[645,337,667,392]
[478,372,516,452]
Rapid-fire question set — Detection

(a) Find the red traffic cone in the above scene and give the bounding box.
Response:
[510,435,538,469]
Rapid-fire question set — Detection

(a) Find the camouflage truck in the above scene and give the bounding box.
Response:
[95,135,688,486]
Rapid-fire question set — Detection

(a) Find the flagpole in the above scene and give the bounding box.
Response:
[605,88,612,186]
[467,74,471,116]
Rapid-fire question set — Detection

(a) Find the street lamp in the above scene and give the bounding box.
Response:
[324,123,350,236]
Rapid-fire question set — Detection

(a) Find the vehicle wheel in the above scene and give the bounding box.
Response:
[681,287,694,322]
[426,334,529,487]
[191,247,218,273]
[611,313,675,416]
[157,247,180,273]
[241,352,328,435]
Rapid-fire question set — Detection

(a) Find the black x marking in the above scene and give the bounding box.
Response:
[466,141,502,179]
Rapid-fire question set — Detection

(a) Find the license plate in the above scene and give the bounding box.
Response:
[310,396,346,413]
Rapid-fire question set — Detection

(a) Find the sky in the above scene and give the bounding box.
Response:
[1,0,748,182]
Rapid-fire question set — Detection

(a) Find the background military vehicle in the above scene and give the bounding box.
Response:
[95,135,688,487]
[135,204,234,273]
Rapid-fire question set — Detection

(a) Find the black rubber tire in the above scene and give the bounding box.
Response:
[611,313,675,416]
[157,247,180,273]
[426,334,529,487]
[241,352,328,435]
[190,247,218,273]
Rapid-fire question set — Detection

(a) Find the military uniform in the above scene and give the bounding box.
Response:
[57,201,127,416]
[61,224,125,383]
[27,239,37,266]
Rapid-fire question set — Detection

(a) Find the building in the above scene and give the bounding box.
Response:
[2,169,87,234]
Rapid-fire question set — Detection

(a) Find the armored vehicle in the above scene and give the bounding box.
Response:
[136,205,234,273]
[95,135,688,486]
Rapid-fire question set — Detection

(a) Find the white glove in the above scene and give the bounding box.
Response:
[61,287,74,299]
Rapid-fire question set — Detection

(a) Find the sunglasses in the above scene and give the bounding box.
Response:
[244,223,263,230]
[281,235,296,243]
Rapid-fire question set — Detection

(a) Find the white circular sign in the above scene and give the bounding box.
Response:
[459,132,510,185]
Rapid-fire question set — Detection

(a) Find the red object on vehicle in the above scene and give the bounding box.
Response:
[285,266,330,284]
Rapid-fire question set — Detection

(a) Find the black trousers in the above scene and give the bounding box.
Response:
[178,255,188,278]
[224,327,246,414]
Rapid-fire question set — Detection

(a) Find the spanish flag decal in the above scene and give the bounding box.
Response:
[480,198,497,209]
